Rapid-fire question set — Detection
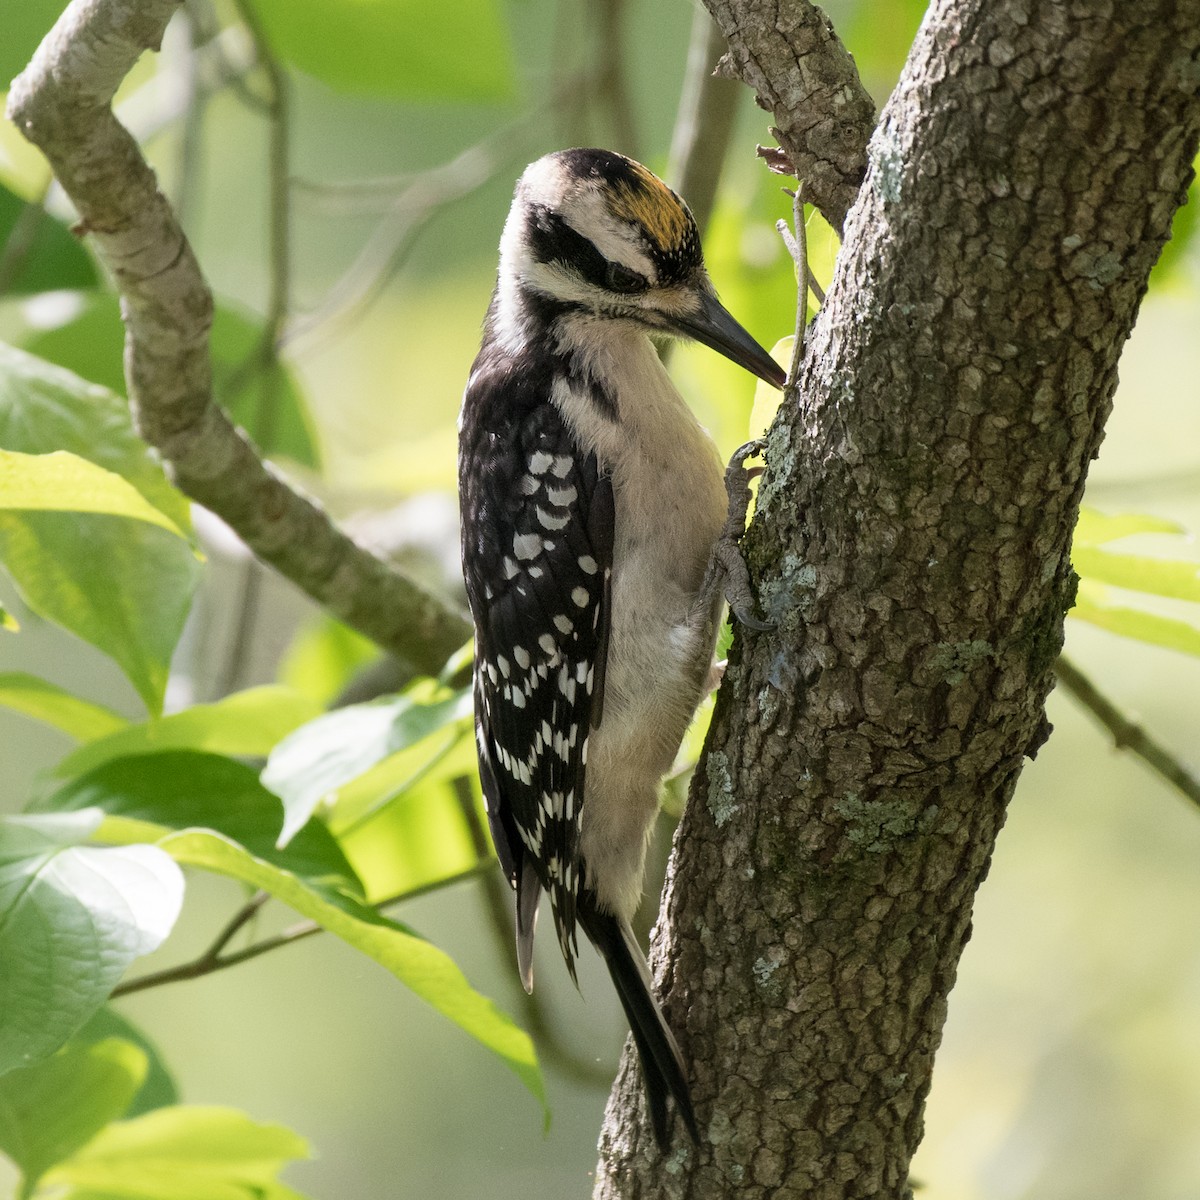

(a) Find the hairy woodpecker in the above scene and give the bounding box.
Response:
[458,148,785,1146]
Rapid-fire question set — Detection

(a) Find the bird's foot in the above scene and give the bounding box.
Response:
[703,439,776,631]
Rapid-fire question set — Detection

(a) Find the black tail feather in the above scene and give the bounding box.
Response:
[578,893,699,1149]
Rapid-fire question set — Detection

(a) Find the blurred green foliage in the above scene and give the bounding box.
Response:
[1,0,1199,1198]
[0,185,97,295]
[22,296,320,468]
[248,0,516,101]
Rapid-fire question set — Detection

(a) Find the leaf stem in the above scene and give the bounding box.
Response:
[1054,654,1200,811]
[666,6,742,237]
[110,862,493,998]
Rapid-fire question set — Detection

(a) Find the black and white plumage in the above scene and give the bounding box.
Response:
[459,148,785,1148]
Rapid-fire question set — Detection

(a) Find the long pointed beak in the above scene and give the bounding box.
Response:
[670,290,787,389]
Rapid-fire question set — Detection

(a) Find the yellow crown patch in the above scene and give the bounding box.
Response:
[608,163,692,253]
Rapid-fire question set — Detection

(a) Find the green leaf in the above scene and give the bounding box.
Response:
[0,601,17,631]
[1071,584,1200,658]
[160,829,545,1113]
[0,1009,174,1192]
[0,1038,147,1188]
[327,718,475,839]
[38,1106,311,1200]
[0,810,184,1075]
[0,345,199,712]
[0,95,51,200]
[338,775,481,903]
[73,1009,178,1118]
[0,449,187,536]
[0,510,198,714]
[747,336,794,440]
[246,0,515,100]
[0,344,189,529]
[1073,545,1200,602]
[21,295,320,469]
[209,305,320,469]
[40,1181,312,1200]
[0,672,127,741]
[262,683,472,846]
[52,686,322,780]
[39,751,361,895]
[0,185,98,296]
[16,292,125,394]
[277,615,380,704]
[1069,508,1200,652]
[1074,505,1186,545]
[0,3,70,99]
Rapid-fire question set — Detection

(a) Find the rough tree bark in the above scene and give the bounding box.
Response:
[704,0,874,234]
[595,1,1200,1196]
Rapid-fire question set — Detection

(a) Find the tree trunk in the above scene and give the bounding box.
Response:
[595,1,1200,1195]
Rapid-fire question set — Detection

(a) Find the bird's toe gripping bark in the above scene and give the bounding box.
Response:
[703,438,776,632]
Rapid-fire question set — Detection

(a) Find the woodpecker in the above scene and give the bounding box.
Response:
[458,148,785,1147]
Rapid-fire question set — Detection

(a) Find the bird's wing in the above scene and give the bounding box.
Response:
[459,355,614,979]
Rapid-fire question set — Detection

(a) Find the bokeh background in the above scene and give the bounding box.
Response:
[2,0,1199,1196]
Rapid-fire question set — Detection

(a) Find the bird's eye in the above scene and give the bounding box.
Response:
[605,263,647,294]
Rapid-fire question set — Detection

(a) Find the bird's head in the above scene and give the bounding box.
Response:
[497,148,786,389]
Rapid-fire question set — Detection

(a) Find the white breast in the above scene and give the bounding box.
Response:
[552,316,727,919]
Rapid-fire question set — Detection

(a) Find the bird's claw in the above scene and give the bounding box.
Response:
[705,445,776,632]
[730,604,776,632]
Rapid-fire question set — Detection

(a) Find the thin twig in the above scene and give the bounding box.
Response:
[667,6,742,237]
[111,863,494,998]
[592,0,638,157]
[170,4,204,228]
[777,201,824,306]
[214,0,292,699]
[290,170,439,211]
[1054,655,1200,811]
[659,8,741,371]
[110,888,268,998]
[286,67,596,352]
[282,115,541,351]
[207,889,270,954]
[552,0,588,147]
[789,186,807,383]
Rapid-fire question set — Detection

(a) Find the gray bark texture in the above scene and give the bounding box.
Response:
[594,0,1200,1196]
[705,0,875,233]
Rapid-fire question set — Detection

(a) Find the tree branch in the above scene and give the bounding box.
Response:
[5,0,471,678]
[596,0,1200,1193]
[666,7,743,237]
[592,0,639,158]
[1054,655,1200,811]
[701,0,875,233]
[284,110,544,350]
